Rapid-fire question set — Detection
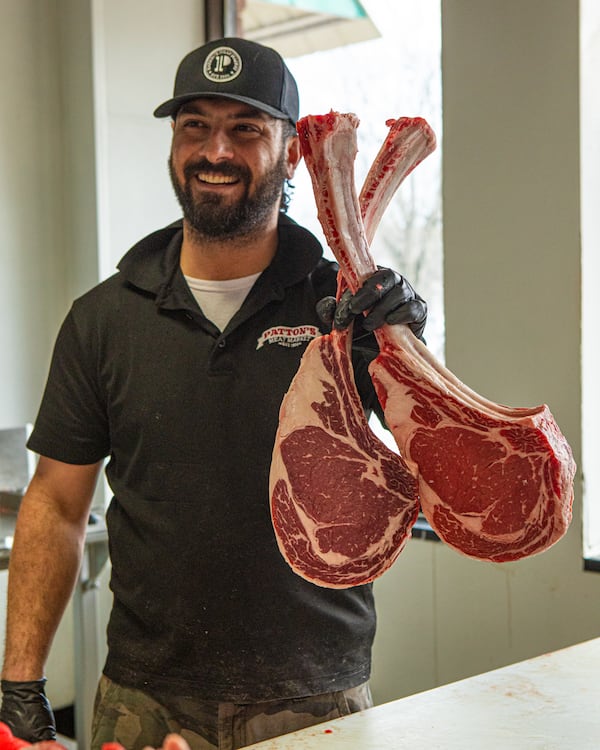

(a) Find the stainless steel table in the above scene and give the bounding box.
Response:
[245,637,600,749]
[1,507,109,750]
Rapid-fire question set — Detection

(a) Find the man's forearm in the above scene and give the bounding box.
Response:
[2,459,100,680]
[2,491,86,679]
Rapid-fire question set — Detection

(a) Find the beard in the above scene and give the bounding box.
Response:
[169,151,288,241]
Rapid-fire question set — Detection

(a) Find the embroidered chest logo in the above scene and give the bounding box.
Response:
[203,46,243,83]
[256,325,320,350]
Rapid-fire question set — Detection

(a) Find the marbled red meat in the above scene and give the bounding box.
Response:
[270,326,420,587]
[370,331,574,561]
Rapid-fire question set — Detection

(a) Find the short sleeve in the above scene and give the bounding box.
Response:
[27,309,110,464]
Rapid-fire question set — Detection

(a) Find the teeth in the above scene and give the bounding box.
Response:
[197,173,237,185]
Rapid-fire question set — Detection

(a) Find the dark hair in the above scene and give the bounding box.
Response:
[280,119,298,214]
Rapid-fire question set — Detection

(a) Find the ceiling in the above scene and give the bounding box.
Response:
[239,0,380,58]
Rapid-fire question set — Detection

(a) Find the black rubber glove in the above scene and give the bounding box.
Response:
[316,268,427,341]
[0,679,56,743]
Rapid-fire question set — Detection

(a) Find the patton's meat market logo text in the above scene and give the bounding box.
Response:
[256,325,320,350]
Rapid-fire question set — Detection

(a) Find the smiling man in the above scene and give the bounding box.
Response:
[0,37,427,750]
[168,97,300,279]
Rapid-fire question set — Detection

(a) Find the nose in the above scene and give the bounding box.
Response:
[202,128,234,163]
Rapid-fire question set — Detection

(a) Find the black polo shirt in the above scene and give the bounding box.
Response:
[28,215,380,702]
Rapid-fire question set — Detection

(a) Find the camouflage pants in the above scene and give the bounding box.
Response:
[91,675,372,750]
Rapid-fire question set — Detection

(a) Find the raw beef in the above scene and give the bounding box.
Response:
[269,117,436,587]
[269,325,419,588]
[296,111,575,564]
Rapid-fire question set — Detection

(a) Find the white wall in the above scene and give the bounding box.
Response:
[91,0,205,279]
[0,0,67,428]
[1,0,599,720]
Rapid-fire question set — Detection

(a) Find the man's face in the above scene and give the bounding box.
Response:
[168,98,299,239]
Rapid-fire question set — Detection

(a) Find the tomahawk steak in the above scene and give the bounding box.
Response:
[270,117,435,587]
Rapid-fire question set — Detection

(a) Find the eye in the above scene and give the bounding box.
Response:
[174,113,208,132]
[233,122,263,138]
[181,118,205,129]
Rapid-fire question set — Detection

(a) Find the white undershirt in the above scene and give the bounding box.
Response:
[184,272,261,331]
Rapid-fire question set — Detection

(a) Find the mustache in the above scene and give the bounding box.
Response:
[183,159,251,183]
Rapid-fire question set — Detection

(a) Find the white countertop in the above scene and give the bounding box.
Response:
[246,637,600,749]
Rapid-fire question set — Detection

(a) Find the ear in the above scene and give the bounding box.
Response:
[285,134,302,179]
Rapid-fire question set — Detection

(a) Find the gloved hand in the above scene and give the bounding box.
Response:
[0,679,56,743]
[317,268,427,340]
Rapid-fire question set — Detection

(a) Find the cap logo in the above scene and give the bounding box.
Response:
[203,46,242,83]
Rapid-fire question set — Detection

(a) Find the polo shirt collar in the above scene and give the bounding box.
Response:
[117,215,324,312]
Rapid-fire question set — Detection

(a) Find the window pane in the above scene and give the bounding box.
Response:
[243,0,444,359]
[581,0,600,559]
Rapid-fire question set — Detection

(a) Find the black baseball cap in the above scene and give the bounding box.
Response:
[153,37,299,124]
